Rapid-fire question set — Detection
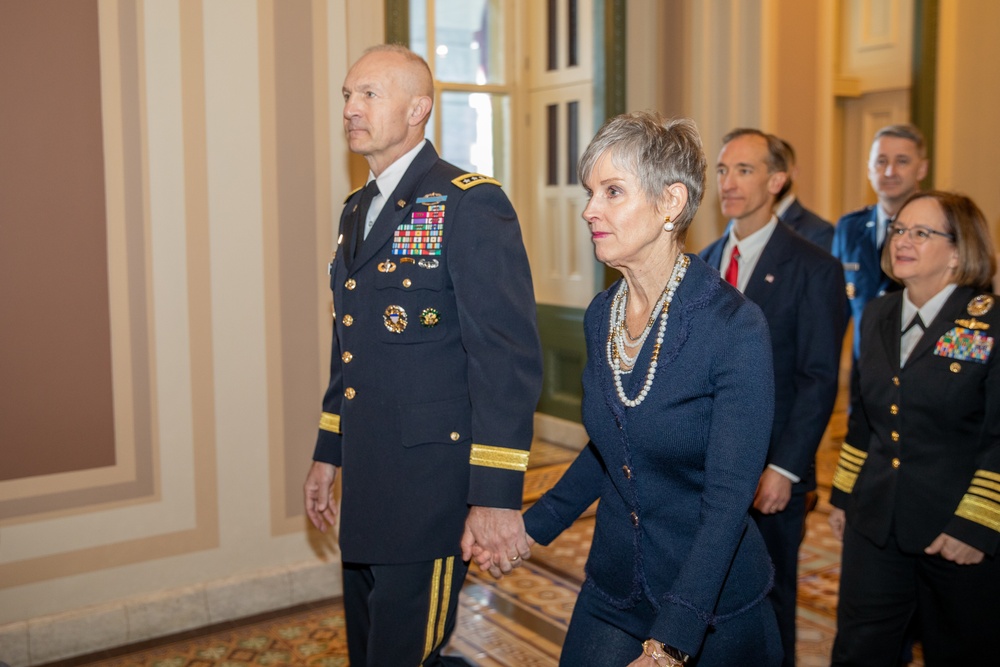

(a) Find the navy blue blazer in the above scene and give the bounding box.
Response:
[831,205,899,359]
[700,221,846,490]
[523,256,776,657]
[831,287,1000,555]
[780,198,834,252]
[314,142,542,564]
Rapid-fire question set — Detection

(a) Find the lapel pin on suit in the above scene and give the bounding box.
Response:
[765,274,775,283]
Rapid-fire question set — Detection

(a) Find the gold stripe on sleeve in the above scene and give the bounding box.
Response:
[318,412,341,434]
[956,494,1000,533]
[974,469,1000,484]
[470,444,530,472]
[832,442,868,494]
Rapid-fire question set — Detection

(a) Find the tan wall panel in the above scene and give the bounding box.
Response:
[0,0,116,481]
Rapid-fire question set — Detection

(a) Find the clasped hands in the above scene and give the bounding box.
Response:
[461,506,534,579]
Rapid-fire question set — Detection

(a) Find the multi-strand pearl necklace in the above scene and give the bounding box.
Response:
[606,252,689,407]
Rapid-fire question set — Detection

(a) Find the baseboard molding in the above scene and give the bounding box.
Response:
[0,559,342,666]
[534,413,588,451]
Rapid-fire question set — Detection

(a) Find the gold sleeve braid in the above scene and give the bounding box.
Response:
[318,412,341,434]
[956,469,1000,533]
[470,444,529,472]
[832,442,867,494]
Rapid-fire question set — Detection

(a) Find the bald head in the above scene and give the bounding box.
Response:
[359,44,434,98]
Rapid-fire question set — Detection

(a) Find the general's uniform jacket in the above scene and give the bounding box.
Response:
[313,142,543,565]
[832,205,899,359]
[831,287,1000,556]
[523,257,777,658]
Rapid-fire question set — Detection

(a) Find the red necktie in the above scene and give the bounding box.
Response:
[724,245,740,287]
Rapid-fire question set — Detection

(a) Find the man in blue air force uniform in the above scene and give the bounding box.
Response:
[832,124,929,360]
[303,45,542,667]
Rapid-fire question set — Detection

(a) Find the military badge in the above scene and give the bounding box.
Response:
[420,307,440,328]
[384,305,407,333]
[377,259,397,273]
[418,258,440,269]
[955,318,990,331]
[846,283,856,300]
[842,262,860,272]
[393,192,445,257]
[934,327,993,364]
[968,294,995,317]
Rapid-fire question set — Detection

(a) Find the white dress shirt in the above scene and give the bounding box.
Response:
[721,216,779,294]
[900,284,957,367]
[363,139,427,239]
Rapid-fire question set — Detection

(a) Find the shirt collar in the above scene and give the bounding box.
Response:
[901,283,958,331]
[369,139,426,201]
[774,193,796,219]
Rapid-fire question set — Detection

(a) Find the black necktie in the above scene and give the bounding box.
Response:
[903,314,925,334]
[348,180,380,265]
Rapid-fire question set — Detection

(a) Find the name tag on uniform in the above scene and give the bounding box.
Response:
[842,262,860,272]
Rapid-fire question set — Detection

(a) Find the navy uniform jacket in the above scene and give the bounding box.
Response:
[831,288,1000,555]
[524,256,777,658]
[780,198,834,252]
[831,205,899,359]
[701,222,846,492]
[313,142,543,565]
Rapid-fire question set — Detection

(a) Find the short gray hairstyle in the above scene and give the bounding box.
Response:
[873,123,927,159]
[578,112,707,243]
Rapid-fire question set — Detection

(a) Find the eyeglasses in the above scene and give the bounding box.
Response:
[886,223,955,245]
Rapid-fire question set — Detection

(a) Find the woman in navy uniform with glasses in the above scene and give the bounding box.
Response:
[829,191,1000,666]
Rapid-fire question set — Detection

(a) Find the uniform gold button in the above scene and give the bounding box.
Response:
[622,465,632,479]
[630,512,639,526]
[344,387,356,399]
[891,431,900,442]
[450,432,460,441]
[892,376,900,386]
[345,279,356,290]
[892,457,901,468]
[343,314,353,326]
[890,404,899,415]
[402,278,412,288]
[950,362,961,373]
[342,352,353,363]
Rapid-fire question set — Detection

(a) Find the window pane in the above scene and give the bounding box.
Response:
[439,91,510,186]
[433,0,505,84]
[566,101,579,184]
[409,1,428,58]
[547,0,558,71]
[568,0,578,67]
[547,104,558,185]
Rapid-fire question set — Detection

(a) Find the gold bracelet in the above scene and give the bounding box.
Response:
[642,639,688,666]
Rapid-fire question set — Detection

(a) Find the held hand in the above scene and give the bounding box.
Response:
[626,655,658,667]
[925,533,985,565]
[462,506,532,578]
[828,507,846,541]
[753,468,793,514]
[304,461,338,532]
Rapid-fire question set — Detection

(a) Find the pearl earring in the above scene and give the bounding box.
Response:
[663,215,675,232]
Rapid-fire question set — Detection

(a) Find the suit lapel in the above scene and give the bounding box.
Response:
[877,295,903,373]
[351,142,441,272]
[703,238,724,272]
[743,223,793,308]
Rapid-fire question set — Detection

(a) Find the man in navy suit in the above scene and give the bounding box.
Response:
[774,138,834,252]
[303,45,542,666]
[832,124,929,360]
[700,129,845,667]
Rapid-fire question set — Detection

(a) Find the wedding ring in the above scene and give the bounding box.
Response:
[509,554,520,561]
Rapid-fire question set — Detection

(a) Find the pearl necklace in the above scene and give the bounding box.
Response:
[606,253,689,407]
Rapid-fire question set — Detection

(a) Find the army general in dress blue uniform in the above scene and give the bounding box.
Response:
[304,45,542,667]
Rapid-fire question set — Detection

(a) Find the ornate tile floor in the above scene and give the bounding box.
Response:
[62,433,925,666]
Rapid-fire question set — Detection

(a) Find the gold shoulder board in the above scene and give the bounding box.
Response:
[343,185,363,204]
[452,173,502,190]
